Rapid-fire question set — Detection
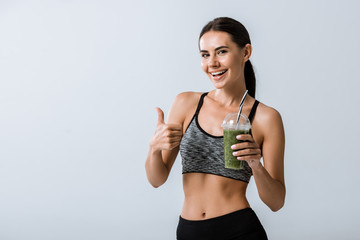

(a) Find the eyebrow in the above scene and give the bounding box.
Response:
[200,46,229,53]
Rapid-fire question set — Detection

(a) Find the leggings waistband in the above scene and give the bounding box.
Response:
[177,208,267,240]
[179,207,253,224]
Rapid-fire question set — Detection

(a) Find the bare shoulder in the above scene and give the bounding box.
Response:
[254,102,285,141]
[167,91,204,124]
[174,91,203,105]
[256,102,283,126]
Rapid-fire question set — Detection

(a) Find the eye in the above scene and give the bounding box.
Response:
[201,53,210,58]
[218,50,227,55]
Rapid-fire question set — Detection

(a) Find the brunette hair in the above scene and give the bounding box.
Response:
[199,17,256,97]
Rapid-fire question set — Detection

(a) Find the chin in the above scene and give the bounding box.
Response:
[211,83,223,89]
[211,80,226,89]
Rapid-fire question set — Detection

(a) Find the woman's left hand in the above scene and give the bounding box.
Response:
[231,134,262,169]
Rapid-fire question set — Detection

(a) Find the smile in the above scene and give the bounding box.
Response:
[211,70,228,77]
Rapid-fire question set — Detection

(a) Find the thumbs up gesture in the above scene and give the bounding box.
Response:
[150,107,183,151]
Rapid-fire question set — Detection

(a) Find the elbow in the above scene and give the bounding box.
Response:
[145,164,164,188]
[262,191,285,212]
[145,161,169,188]
[145,170,167,188]
[146,176,165,188]
[150,181,163,188]
[269,201,284,212]
[270,184,286,212]
[269,197,285,212]
[151,184,160,188]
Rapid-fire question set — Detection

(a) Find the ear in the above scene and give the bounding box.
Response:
[243,43,252,62]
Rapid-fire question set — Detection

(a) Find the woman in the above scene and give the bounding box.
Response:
[145,17,285,240]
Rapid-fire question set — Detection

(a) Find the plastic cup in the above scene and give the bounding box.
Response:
[221,113,251,169]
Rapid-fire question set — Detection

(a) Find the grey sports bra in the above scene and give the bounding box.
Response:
[179,92,259,183]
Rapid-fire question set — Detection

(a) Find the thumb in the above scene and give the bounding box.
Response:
[155,107,165,125]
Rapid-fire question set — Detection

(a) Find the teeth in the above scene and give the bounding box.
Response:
[211,70,226,76]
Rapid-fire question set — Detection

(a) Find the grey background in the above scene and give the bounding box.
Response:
[1,0,359,239]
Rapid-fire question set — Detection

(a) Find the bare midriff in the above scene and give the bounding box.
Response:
[181,172,250,220]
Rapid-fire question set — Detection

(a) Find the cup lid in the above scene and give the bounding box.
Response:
[221,113,251,130]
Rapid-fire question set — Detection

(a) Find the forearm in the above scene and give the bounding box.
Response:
[145,147,169,188]
[252,164,286,211]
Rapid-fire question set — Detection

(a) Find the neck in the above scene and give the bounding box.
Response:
[212,80,248,107]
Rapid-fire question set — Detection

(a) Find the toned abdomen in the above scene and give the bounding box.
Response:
[181,173,250,220]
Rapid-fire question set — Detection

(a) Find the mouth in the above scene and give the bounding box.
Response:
[210,69,228,80]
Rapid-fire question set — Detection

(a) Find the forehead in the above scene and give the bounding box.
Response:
[199,31,236,50]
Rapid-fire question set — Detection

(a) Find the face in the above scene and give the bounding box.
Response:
[199,31,251,89]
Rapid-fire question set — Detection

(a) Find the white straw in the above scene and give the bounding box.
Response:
[235,90,248,129]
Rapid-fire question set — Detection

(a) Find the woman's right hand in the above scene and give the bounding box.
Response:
[150,107,183,151]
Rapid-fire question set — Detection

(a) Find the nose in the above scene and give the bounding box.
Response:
[208,55,220,68]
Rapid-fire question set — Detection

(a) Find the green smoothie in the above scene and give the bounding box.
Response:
[224,129,249,169]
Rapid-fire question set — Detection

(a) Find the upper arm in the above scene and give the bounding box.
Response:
[161,92,198,172]
[260,107,285,185]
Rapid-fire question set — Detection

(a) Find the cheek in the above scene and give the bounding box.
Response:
[222,56,234,66]
[225,56,242,70]
[201,61,207,72]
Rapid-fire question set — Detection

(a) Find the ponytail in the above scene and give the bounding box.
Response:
[244,60,256,98]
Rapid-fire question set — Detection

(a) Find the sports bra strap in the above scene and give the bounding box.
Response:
[194,92,209,115]
[248,100,259,123]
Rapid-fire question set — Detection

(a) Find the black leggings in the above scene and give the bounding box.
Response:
[176,208,267,240]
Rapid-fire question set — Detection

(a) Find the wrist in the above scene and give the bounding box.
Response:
[149,143,162,155]
[250,161,263,173]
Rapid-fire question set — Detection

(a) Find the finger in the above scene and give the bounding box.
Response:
[166,142,181,150]
[231,141,258,150]
[169,137,182,143]
[167,123,183,130]
[155,107,165,125]
[236,134,254,142]
[169,131,183,137]
[164,132,183,142]
[237,154,262,161]
[161,130,182,141]
[166,133,182,141]
[162,126,183,135]
[233,148,261,157]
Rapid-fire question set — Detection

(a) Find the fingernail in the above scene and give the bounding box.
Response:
[236,135,241,139]
[237,157,243,160]
[231,145,236,149]
[232,152,237,156]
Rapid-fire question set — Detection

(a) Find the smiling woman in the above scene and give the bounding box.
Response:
[199,17,256,98]
[199,30,252,92]
[145,17,285,240]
